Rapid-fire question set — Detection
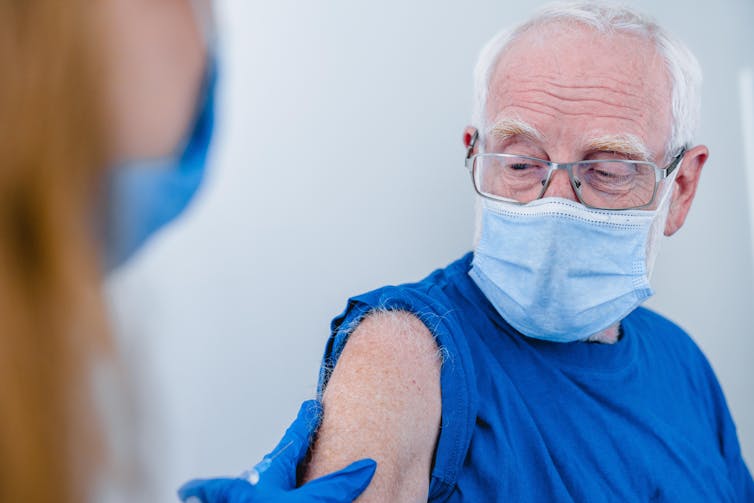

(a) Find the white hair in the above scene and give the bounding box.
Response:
[471,1,703,158]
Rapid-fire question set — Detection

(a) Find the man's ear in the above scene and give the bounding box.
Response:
[664,145,709,236]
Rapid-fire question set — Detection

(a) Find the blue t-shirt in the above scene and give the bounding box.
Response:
[318,253,754,502]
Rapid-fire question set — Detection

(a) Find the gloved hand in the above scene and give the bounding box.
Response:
[177,400,376,503]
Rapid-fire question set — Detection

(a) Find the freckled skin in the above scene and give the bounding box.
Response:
[303,311,441,502]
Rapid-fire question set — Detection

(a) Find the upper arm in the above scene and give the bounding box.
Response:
[303,310,442,502]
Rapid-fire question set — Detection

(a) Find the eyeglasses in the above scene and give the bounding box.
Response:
[464,132,685,210]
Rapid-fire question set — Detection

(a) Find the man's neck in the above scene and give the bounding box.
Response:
[586,323,622,344]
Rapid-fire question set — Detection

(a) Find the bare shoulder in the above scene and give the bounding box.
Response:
[304,310,443,502]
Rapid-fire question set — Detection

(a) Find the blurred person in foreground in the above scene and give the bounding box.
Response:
[0,0,212,500]
[0,1,374,501]
[184,1,753,502]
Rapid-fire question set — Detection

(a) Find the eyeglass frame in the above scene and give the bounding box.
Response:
[463,130,686,210]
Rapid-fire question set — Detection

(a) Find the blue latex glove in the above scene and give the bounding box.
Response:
[178,400,376,502]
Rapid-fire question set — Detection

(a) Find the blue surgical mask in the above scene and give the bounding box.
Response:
[469,196,669,342]
[104,56,218,270]
[104,0,218,270]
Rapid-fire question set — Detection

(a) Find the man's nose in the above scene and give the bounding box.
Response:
[542,168,579,201]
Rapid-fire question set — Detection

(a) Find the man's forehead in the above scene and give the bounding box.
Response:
[485,22,672,156]
[502,22,659,70]
[495,24,668,98]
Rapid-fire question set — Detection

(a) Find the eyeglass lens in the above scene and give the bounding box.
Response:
[474,155,658,209]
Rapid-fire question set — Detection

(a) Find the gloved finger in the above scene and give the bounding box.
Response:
[177,477,253,503]
[295,458,377,502]
[265,399,322,462]
[259,400,323,488]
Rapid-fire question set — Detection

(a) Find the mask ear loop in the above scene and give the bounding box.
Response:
[654,150,684,210]
[188,0,217,52]
[173,0,218,161]
[644,151,684,279]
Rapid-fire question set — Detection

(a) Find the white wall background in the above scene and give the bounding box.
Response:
[107,1,754,500]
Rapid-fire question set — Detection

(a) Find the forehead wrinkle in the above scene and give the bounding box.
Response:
[486,28,673,161]
[536,88,648,111]
[583,133,651,160]
[504,86,654,120]
[494,61,664,116]
[509,98,650,123]
[513,73,649,101]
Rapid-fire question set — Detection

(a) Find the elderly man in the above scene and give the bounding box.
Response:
[301,2,754,502]
[179,2,754,502]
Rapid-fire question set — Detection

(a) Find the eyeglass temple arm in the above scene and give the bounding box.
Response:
[465,130,479,170]
[665,147,687,177]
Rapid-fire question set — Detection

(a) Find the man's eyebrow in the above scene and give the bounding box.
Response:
[488,117,544,143]
[583,134,652,161]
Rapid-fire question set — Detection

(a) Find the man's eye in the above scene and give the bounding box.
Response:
[582,166,636,189]
[594,168,618,179]
[510,163,534,170]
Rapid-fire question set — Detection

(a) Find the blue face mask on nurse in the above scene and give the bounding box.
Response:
[101,0,217,269]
